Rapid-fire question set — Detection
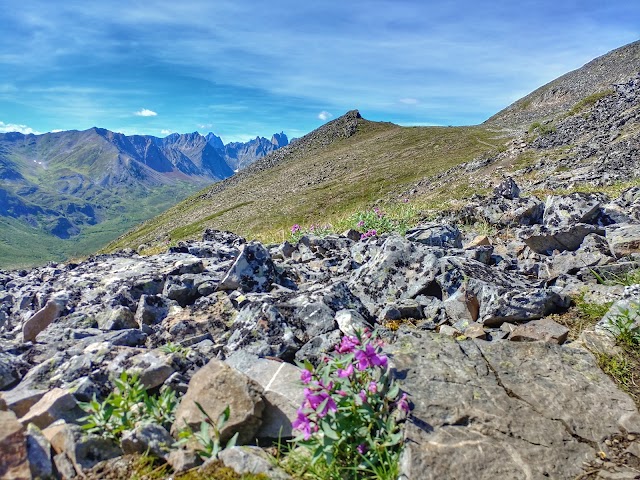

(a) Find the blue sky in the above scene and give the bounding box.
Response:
[0,1,638,142]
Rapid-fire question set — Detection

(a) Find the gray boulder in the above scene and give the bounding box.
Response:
[437,256,565,326]
[542,192,603,228]
[389,333,640,480]
[606,223,640,257]
[538,233,612,279]
[171,358,264,445]
[226,301,298,359]
[406,223,462,248]
[218,241,278,293]
[226,353,304,441]
[520,223,604,254]
[135,294,172,325]
[26,423,53,479]
[493,177,521,199]
[348,235,443,317]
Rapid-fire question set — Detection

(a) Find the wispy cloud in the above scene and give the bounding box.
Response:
[0,121,40,134]
[160,129,172,135]
[135,108,158,117]
[318,111,333,121]
[1,1,638,137]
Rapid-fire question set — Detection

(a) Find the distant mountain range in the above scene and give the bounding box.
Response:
[0,128,287,267]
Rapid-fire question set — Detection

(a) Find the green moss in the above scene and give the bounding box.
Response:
[566,89,615,117]
[527,121,556,135]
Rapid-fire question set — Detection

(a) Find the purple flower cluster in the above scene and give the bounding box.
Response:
[292,330,409,449]
[361,229,377,239]
[291,224,301,234]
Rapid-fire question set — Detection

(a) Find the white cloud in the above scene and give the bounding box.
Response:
[399,98,420,105]
[160,129,172,135]
[51,129,64,133]
[318,111,333,121]
[0,121,40,134]
[134,108,158,117]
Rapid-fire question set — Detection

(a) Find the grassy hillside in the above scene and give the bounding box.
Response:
[106,117,508,251]
[0,182,201,269]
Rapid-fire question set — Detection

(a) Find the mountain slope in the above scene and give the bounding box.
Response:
[106,110,505,250]
[108,40,640,253]
[486,40,640,128]
[0,128,287,268]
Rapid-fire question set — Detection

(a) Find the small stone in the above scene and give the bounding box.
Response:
[335,309,371,336]
[509,318,570,344]
[465,235,491,249]
[626,442,640,458]
[19,388,82,429]
[464,323,487,340]
[22,299,65,342]
[120,423,174,459]
[166,448,201,473]
[0,410,30,480]
[439,325,460,336]
[217,446,291,479]
[171,358,264,445]
[53,452,77,479]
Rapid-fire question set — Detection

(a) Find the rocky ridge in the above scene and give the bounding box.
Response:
[486,40,640,129]
[1,176,640,478]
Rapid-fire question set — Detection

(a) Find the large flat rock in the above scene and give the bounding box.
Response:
[388,333,640,480]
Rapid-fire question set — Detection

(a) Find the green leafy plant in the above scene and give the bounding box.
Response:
[527,121,555,136]
[79,372,179,442]
[605,303,640,349]
[566,89,615,117]
[288,330,407,479]
[289,223,334,243]
[574,291,613,322]
[176,403,239,460]
[591,268,640,287]
[160,341,190,356]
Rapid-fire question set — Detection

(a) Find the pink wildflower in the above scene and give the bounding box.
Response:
[354,343,388,371]
[300,369,312,384]
[359,389,367,403]
[337,364,354,378]
[304,388,337,417]
[292,408,313,440]
[336,335,360,354]
[396,392,410,413]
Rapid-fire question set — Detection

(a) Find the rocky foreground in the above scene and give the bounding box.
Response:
[1,179,640,479]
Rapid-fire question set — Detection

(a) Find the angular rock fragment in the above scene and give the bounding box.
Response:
[218,241,278,293]
[509,318,570,344]
[171,358,264,445]
[0,410,30,480]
